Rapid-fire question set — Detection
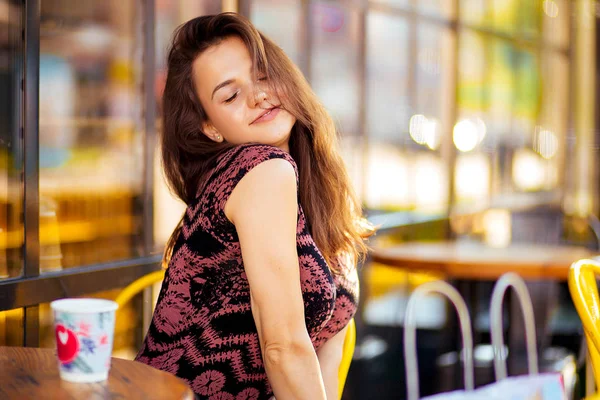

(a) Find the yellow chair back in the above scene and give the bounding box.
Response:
[338,318,356,399]
[115,269,165,307]
[568,259,600,397]
[117,271,357,399]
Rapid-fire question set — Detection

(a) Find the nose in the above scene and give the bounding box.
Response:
[252,89,268,107]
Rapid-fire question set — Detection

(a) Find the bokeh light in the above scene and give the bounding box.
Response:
[482,209,512,248]
[453,118,486,152]
[533,127,558,159]
[512,149,547,190]
[455,153,490,200]
[543,0,559,18]
[409,114,440,150]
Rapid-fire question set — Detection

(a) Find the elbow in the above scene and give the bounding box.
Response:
[263,338,314,368]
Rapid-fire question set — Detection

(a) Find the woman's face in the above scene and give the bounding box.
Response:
[192,36,296,152]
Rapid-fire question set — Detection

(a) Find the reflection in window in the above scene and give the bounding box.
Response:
[39,1,146,270]
[0,1,23,280]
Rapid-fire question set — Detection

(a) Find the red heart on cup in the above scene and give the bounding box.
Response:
[55,324,80,364]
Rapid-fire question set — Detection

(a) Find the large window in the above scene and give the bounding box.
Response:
[38,1,147,272]
[0,0,225,351]
[244,0,575,219]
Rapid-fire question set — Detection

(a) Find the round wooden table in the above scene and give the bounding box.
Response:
[0,346,194,399]
[371,241,595,281]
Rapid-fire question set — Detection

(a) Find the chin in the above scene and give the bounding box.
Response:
[261,132,291,151]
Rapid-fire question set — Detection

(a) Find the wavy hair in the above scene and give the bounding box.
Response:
[161,13,373,273]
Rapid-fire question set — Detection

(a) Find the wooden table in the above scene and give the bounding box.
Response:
[371,241,595,281]
[0,346,194,399]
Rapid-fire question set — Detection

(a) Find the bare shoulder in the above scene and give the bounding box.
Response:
[232,157,296,194]
[225,157,297,223]
[248,157,296,180]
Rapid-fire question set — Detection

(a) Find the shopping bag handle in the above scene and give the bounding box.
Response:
[490,272,539,380]
[404,280,474,400]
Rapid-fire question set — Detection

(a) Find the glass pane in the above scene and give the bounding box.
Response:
[366,12,409,144]
[459,0,488,27]
[153,1,221,247]
[39,1,146,271]
[364,12,410,210]
[415,23,454,153]
[455,27,565,206]
[491,0,519,35]
[455,31,492,204]
[249,0,302,67]
[0,0,24,280]
[310,2,360,137]
[457,31,487,130]
[515,51,568,194]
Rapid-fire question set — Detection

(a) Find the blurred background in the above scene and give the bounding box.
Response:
[0,0,598,398]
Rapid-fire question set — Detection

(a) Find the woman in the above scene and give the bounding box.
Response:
[136,12,373,400]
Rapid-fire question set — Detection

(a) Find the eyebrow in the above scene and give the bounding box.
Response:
[211,79,235,100]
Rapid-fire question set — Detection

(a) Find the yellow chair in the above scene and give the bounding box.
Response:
[568,259,600,399]
[115,269,166,307]
[117,271,357,400]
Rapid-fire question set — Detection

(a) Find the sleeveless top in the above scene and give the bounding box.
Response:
[135,143,359,399]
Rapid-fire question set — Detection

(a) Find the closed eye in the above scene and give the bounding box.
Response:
[224,92,238,104]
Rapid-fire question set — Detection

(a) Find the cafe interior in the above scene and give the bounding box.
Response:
[1,0,600,398]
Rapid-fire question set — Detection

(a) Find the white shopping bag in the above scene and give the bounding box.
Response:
[470,374,565,400]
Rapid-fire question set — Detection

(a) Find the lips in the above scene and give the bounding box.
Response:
[251,107,280,125]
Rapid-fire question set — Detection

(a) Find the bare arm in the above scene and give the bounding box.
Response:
[316,325,348,400]
[225,158,327,400]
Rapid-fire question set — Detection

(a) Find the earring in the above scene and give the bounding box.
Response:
[216,134,221,141]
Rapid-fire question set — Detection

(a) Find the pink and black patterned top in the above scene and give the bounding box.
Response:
[135,144,359,399]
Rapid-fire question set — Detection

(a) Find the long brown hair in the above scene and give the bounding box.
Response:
[161,13,373,273]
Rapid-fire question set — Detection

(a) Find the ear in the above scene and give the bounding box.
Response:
[201,122,223,143]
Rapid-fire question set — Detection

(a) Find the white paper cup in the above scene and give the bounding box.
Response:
[50,298,118,383]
